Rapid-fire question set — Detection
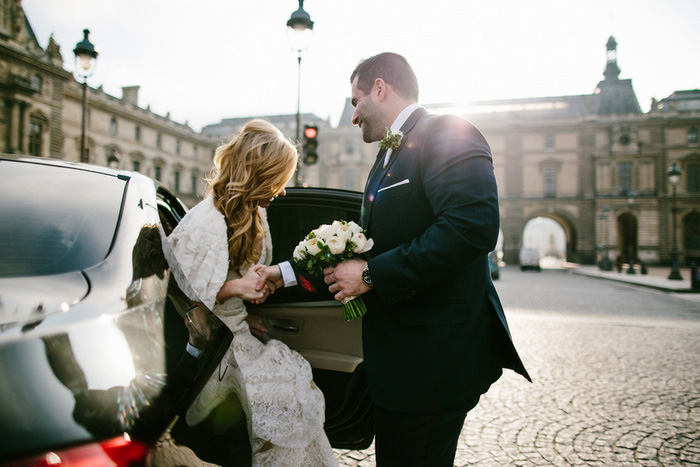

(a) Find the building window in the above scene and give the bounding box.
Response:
[174,171,180,192]
[544,133,554,150]
[30,74,42,93]
[687,164,700,193]
[133,160,141,172]
[156,133,162,148]
[191,175,197,194]
[176,139,181,154]
[618,162,632,194]
[192,146,197,159]
[689,128,699,145]
[684,213,700,251]
[154,166,162,182]
[28,122,42,156]
[110,117,118,135]
[543,167,556,197]
[135,126,141,141]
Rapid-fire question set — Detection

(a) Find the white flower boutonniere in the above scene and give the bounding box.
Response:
[379,127,403,151]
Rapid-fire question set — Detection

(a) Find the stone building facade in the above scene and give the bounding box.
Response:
[202,112,331,188]
[321,37,699,267]
[0,2,69,158]
[61,82,216,206]
[3,0,697,267]
[1,1,216,207]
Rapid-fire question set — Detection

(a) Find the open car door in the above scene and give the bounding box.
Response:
[252,187,374,450]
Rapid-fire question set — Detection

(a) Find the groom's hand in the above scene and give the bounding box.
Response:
[255,265,284,292]
[324,259,370,301]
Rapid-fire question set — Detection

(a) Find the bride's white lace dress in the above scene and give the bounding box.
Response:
[154,197,337,466]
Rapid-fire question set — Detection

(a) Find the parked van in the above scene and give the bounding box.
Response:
[519,248,541,271]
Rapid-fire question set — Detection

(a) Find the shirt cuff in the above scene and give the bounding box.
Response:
[186,342,204,358]
[279,261,298,287]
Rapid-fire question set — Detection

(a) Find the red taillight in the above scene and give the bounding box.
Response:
[6,434,149,467]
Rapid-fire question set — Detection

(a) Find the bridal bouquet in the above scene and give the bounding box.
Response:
[293,220,374,321]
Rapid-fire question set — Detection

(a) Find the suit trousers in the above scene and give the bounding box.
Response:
[374,398,478,467]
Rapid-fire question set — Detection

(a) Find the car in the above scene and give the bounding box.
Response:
[488,251,500,280]
[519,248,542,271]
[0,156,373,466]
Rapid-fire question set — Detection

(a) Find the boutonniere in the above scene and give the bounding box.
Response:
[379,127,403,151]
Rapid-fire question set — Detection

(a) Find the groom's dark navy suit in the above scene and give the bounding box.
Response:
[360,107,530,415]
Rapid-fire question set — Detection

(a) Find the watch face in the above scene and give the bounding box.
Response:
[362,267,372,285]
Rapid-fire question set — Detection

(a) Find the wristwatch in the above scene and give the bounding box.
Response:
[362,265,374,289]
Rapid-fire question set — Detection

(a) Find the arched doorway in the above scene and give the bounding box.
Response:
[522,217,568,267]
[617,212,638,265]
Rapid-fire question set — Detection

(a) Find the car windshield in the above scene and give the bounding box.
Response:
[0,161,126,278]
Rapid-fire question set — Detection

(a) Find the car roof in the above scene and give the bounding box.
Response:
[0,154,153,185]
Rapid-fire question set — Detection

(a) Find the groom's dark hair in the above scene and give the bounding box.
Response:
[350,52,419,101]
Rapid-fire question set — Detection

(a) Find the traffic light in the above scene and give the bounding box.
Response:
[303,125,319,165]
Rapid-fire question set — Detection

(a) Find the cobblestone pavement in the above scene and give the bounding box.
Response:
[334,267,700,466]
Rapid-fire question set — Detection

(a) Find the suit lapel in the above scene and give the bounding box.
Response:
[362,107,428,230]
[363,108,428,230]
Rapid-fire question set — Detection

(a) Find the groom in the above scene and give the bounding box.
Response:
[257,52,530,465]
[322,52,530,465]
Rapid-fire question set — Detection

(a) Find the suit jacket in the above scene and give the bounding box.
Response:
[360,107,530,413]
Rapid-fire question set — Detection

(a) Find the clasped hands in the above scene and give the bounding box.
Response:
[254,258,370,302]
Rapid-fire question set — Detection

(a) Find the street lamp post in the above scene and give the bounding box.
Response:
[599,204,612,271]
[287,0,314,187]
[668,162,683,280]
[626,192,636,275]
[73,29,98,163]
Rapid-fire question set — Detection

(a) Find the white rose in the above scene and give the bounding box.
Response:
[354,235,374,254]
[347,221,363,235]
[352,233,367,252]
[336,223,353,242]
[327,237,346,255]
[317,224,336,241]
[293,241,306,261]
[306,238,322,256]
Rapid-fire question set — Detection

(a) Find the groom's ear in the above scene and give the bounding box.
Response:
[373,78,388,102]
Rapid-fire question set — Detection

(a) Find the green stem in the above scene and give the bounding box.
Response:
[342,297,367,321]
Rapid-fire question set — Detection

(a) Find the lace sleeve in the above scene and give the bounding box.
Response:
[161,198,229,310]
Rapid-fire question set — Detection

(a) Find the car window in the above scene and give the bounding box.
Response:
[0,161,125,278]
[265,194,361,303]
[156,186,188,235]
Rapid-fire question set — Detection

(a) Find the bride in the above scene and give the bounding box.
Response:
[154,119,337,466]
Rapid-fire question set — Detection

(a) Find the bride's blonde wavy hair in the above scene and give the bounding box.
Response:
[206,119,298,270]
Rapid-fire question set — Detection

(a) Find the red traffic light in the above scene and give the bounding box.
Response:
[304,126,317,139]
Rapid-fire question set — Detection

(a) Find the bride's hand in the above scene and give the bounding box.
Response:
[217,267,276,304]
[248,265,279,304]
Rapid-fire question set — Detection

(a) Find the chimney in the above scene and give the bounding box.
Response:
[122,86,140,106]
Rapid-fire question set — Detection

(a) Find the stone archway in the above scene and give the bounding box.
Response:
[521,211,578,264]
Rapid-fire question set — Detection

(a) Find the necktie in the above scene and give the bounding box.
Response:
[360,149,386,227]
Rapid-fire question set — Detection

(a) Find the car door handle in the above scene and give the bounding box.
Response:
[273,324,299,332]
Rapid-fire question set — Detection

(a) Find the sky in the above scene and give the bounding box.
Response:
[22,0,700,132]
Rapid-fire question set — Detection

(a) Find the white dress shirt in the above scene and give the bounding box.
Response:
[383,103,422,168]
